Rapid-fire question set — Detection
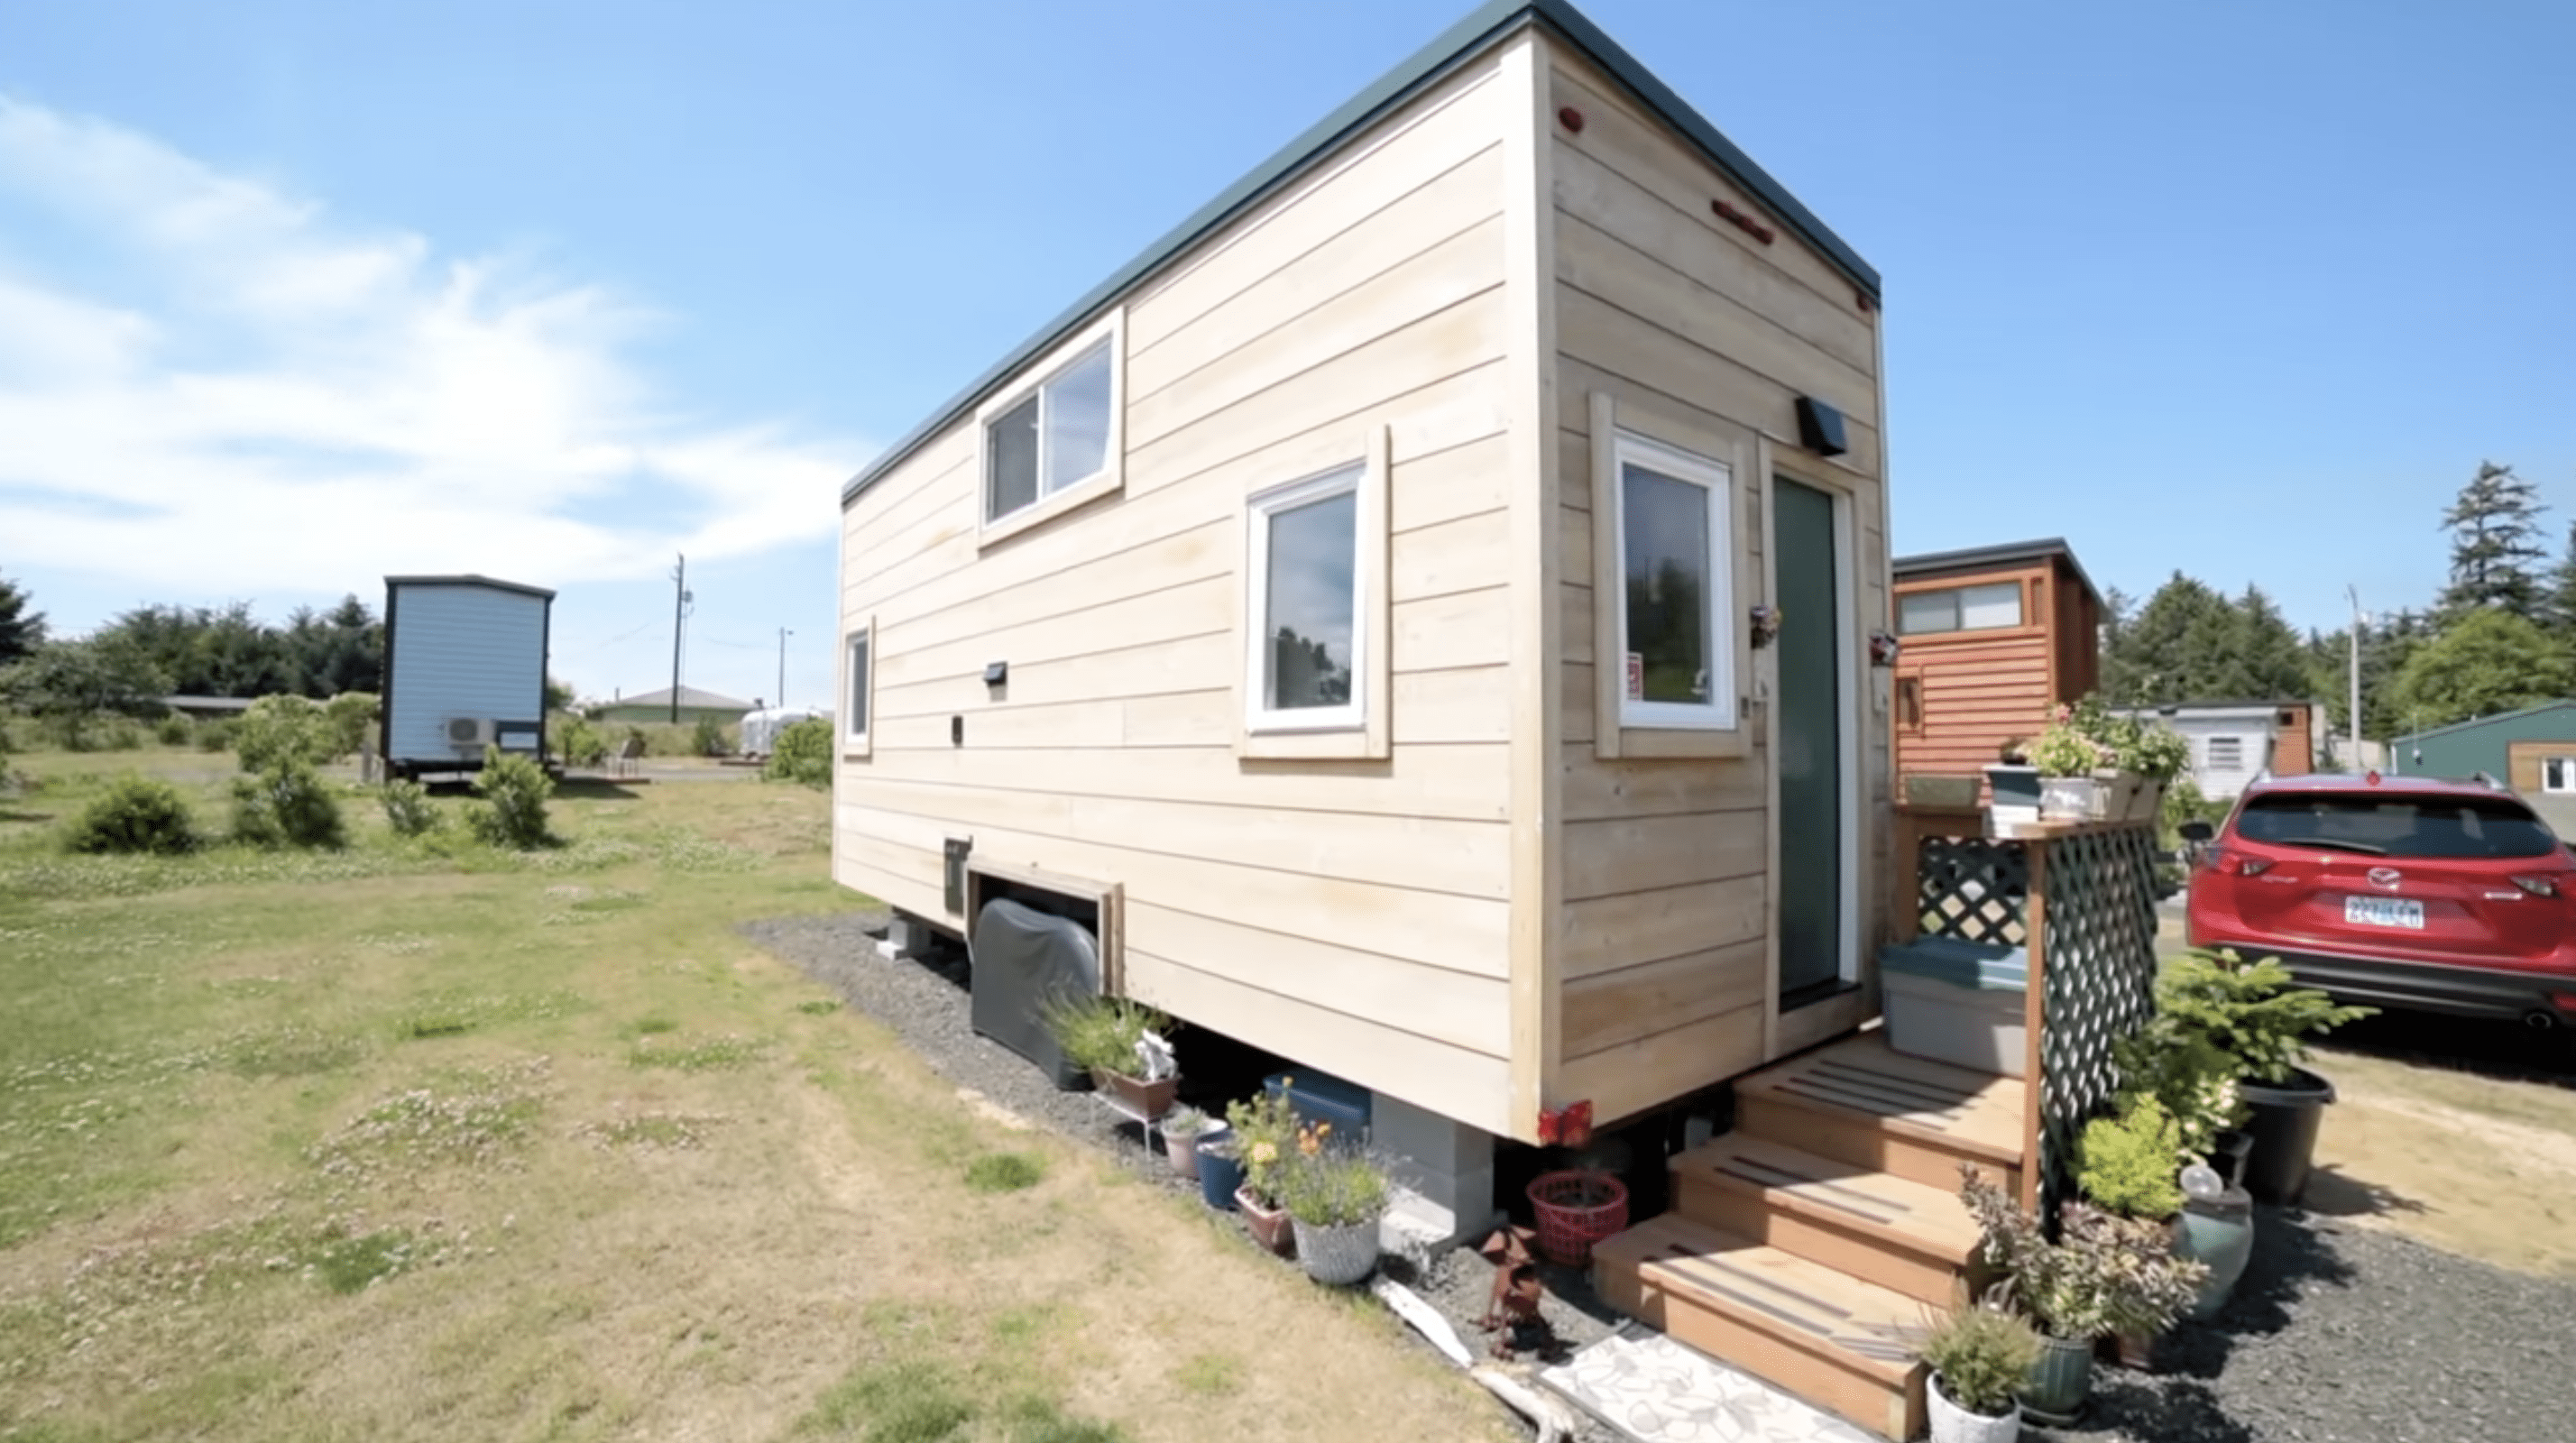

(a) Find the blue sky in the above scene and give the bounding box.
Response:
[3,0,2570,706]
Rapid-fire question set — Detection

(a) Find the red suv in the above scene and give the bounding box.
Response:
[2186,772,2576,1031]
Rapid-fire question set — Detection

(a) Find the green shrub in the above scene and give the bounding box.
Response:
[690,715,729,757]
[1041,994,1173,1076]
[763,717,833,788]
[2155,947,2374,1084]
[322,691,380,759]
[232,758,347,849]
[2077,1095,2186,1220]
[468,746,554,849]
[554,716,608,767]
[1917,1303,2041,1417]
[154,713,192,746]
[195,717,236,751]
[1274,1144,1388,1227]
[381,778,442,837]
[234,694,332,772]
[64,774,201,855]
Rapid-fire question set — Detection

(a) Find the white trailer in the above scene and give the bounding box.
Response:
[380,574,555,781]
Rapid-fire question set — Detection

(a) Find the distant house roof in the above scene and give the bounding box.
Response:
[841,0,1880,507]
[384,574,557,601]
[1892,538,2102,611]
[604,685,755,712]
[160,694,257,712]
[2127,699,2319,714]
[2391,698,2576,745]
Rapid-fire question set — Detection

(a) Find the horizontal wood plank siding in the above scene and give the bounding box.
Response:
[836,60,1518,1129]
[1891,564,2060,784]
[1542,44,1889,1122]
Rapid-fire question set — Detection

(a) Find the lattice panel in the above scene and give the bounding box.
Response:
[1915,835,2031,947]
[2034,825,2162,1223]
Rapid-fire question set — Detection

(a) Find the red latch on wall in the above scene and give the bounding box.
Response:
[1537,1099,1595,1148]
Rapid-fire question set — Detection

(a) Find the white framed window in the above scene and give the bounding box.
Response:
[1245,464,1366,733]
[1612,429,1737,731]
[976,313,1123,541]
[843,623,872,756]
[1898,581,2023,636]
[2544,756,2576,794]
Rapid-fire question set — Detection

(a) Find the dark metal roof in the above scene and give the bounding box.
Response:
[1891,538,2102,610]
[383,574,557,601]
[841,0,1881,507]
[2390,698,2576,745]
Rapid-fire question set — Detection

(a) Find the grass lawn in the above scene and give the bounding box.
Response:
[0,747,1507,1442]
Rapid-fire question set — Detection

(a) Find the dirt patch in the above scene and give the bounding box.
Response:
[2305,1046,2576,1278]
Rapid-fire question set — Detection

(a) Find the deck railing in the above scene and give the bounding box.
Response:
[1894,805,2163,1221]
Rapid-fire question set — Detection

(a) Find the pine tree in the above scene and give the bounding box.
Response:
[0,570,45,666]
[2545,519,2576,639]
[2438,460,2549,620]
[2225,586,2312,701]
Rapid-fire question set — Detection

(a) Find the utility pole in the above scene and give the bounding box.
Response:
[777,627,793,712]
[2345,584,2364,772]
[669,554,691,724]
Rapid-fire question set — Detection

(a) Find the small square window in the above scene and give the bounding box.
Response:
[844,628,871,748]
[1613,432,1735,731]
[1898,582,2022,635]
[2544,757,2575,794]
[986,339,1115,524]
[1246,464,1365,732]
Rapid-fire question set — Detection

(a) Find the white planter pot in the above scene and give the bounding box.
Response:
[1292,1217,1381,1286]
[1927,1372,2024,1443]
[2039,776,2102,821]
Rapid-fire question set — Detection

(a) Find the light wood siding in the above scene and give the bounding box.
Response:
[2276,703,2314,776]
[1541,47,1890,1126]
[836,60,1520,1135]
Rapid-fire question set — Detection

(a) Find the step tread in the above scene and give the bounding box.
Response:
[1737,1031,2025,1165]
[1672,1134,1983,1262]
[1594,1215,1927,1389]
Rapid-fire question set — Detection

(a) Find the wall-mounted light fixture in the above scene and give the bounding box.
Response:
[1870,630,1901,667]
[1750,603,1783,650]
[1795,396,1848,458]
[983,661,1008,687]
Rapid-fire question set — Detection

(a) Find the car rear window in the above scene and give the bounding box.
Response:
[2235,792,2562,859]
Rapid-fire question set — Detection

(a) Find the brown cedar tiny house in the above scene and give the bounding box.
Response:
[1890,538,2102,786]
[836,0,1892,1175]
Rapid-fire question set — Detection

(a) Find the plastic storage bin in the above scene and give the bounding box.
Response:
[1265,1069,1371,1143]
[1877,936,2028,1077]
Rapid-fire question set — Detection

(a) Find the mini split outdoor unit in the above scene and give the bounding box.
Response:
[445,716,497,748]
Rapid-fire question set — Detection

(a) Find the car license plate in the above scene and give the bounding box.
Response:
[2344,896,2424,930]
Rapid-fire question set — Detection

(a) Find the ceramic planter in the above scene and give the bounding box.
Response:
[1927,1372,2023,1443]
[1164,1126,1206,1180]
[2177,1186,2257,1319]
[1091,1067,1178,1121]
[1985,764,2044,823]
[1292,1217,1381,1286]
[2240,1067,2335,1205]
[2092,768,2164,823]
[2017,1333,2093,1425]
[1196,1135,1243,1210]
[2039,775,2103,822]
[1236,1186,1294,1255]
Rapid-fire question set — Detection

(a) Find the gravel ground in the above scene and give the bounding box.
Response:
[744,909,2576,1443]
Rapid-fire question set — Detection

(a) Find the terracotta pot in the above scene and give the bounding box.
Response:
[1091,1068,1177,1121]
[1236,1186,1294,1256]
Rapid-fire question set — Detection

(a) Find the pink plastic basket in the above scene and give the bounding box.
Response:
[1526,1169,1629,1267]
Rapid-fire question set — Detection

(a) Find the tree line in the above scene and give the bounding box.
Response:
[0,574,385,721]
[2099,461,2575,742]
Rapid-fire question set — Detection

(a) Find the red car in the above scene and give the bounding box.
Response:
[2185,771,2576,1033]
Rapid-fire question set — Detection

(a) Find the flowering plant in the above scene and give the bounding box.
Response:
[2029,696,2193,783]
[1960,1168,2205,1342]
[1274,1122,1389,1227]
[1224,1089,1301,1207]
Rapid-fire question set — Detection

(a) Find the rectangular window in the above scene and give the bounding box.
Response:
[985,338,1115,524]
[2544,757,2575,793]
[1614,432,1736,731]
[1897,674,1924,731]
[1897,582,2024,636]
[2206,734,2244,771]
[844,628,871,747]
[1246,464,1364,732]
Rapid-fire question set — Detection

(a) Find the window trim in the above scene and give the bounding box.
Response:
[2544,756,2576,794]
[1590,391,1752,760]
[842,620,873,758]
[1237,427,1389,761]
[1896,579,2027,637]
[974,310,1125,548]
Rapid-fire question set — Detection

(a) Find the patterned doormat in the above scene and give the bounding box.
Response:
[1540,1330,1881,1443]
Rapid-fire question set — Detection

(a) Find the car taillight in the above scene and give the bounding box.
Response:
[2209,848,2273,877]
[2509,874,2563,897]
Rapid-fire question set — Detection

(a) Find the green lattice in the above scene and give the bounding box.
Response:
[2033,825,2161,1223]
[1915,834,2030,947]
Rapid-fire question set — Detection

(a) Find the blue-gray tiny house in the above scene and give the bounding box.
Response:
[380,574,555,780]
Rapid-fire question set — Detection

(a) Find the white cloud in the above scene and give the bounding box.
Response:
[0,97,860,593]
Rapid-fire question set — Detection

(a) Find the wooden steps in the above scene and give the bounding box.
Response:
[1591,1030,2026,1441]
[1594,1214,1927,1442]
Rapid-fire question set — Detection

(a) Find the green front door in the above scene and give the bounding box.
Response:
[1772,478,1844,1001]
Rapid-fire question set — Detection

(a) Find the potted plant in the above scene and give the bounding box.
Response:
[2075,1096,2188,1367]
[2112,1017,2259,1317]
[1195,1130,1245,1211]
[2148,948,2372,1205]
[2029,698,2193,823]
[1226,1089,1300,1255]
[1960,1171,2205,1425]
[1276,1121,1387,1286]
[1042,994,1180,1120]
[2029,708,2115,823]
[1915,1301,2041,1443]
[1161,1106,1212,1181]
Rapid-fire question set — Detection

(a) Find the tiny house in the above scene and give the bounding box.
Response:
[837,0,1892,1201]
[1890,538,2102,786]
[2121,698,2319,798]
[380,574,554,780]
